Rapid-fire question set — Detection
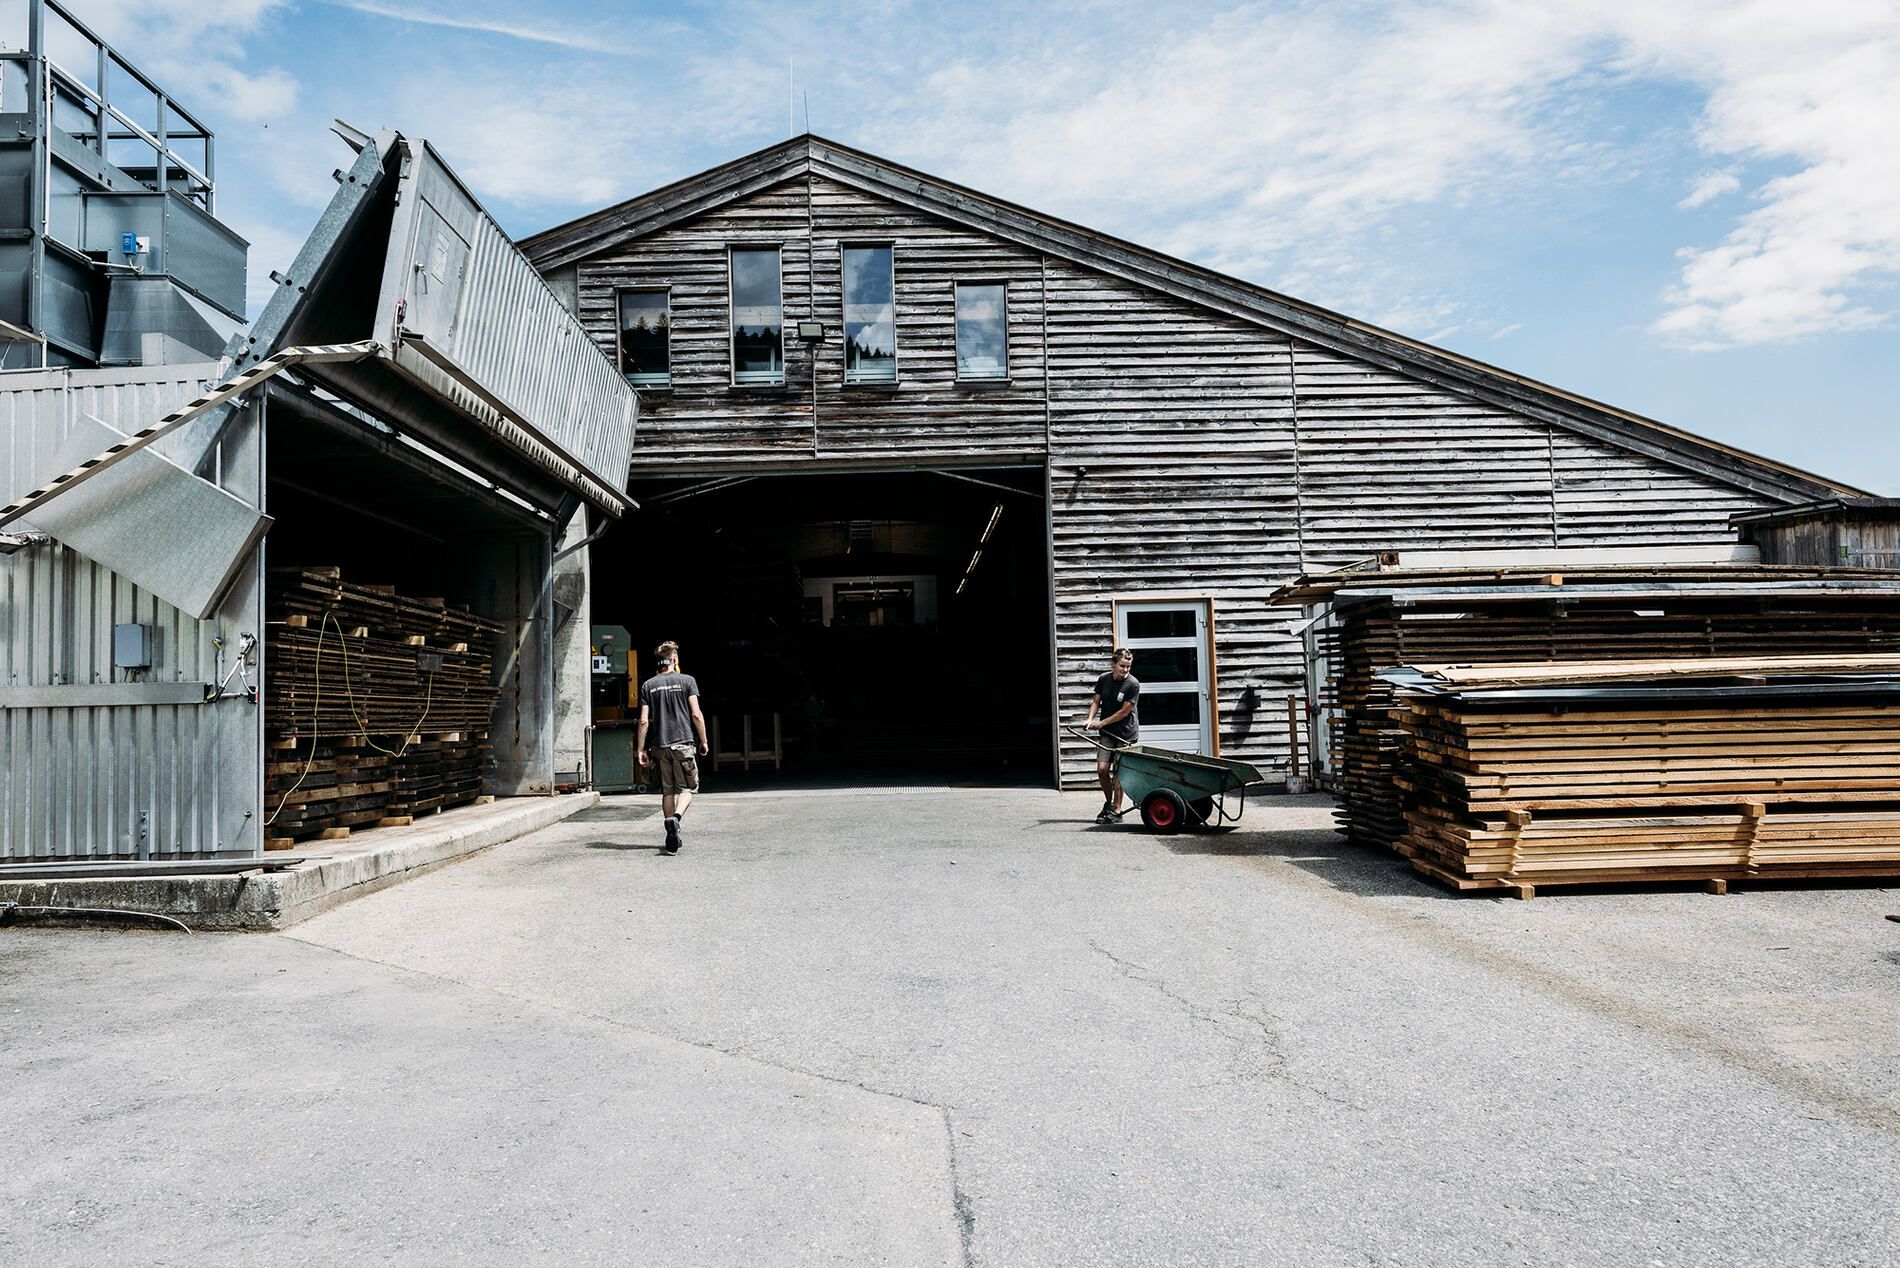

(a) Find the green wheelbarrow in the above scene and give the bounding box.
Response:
[1066,726,1268,832]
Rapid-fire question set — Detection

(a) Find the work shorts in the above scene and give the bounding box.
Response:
[1096,731,1134,765]
[649,745,701,795]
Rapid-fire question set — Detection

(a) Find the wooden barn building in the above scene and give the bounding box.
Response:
[522,136,1861,789]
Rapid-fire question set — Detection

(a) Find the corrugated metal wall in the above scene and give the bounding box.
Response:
[0,364,264,859]
[395,144,637,499]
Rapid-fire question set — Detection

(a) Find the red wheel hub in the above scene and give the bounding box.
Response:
[1150,799,1175,826]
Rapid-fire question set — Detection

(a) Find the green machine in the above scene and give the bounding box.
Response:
[590,624,643,793]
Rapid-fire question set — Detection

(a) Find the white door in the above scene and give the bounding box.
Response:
[1115,599,1213,755]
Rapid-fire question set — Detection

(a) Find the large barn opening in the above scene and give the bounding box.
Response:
[592,466,1051,785]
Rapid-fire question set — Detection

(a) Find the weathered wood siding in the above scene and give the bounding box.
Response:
[1548,430,1761,545]
[1290,345,1764,562]
[575,176,1047,470]
[1042,260,1304,778]
[1290,347,1562,566]
[562,176,1788,788]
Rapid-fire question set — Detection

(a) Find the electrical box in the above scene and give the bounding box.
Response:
[113,623,153,669]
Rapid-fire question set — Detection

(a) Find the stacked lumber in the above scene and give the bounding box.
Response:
[265,738,491,844]
[1389,657,1900,895]
[264,566,502,844]
[1269,568,1900,849]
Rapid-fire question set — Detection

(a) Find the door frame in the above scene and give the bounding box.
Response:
[1108,594,1220,757]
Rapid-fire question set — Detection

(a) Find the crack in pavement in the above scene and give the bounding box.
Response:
[282,931,972,1264]
[943,1107,978,1268]
[1089,941,1282,1083]
[1088,940,1366,1111]
[285,930,949,1111]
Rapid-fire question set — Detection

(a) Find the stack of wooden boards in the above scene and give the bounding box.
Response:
[1268,565,1900,849]
[265,566,503,847]
[1386,655,1900,895]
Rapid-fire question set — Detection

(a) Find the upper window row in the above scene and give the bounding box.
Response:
[615,246,1008,390]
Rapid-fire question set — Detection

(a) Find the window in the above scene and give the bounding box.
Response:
[617,290,670,387]
[842,245,896,383]
[730,246,784,384]
[955,282,1007,381]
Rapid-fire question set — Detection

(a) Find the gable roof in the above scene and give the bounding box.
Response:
[522,135,1866,505]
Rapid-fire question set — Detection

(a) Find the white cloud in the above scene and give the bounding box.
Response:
[92,0,1891,355]
[51,0,297,120]
[371,76,666,213]
[1679,170,1740,209]
[321,0,633,54]
[852,1,1899,350]
[1615,2,1900,348]
[204,64,300,119]
[855,2,1609,332]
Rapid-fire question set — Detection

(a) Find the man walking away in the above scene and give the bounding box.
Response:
[636,641,710,854]
[1085,648,1140,824]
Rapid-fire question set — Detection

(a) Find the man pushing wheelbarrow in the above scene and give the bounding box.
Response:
[1075,648,1268,832]
[1083,648,1142,823]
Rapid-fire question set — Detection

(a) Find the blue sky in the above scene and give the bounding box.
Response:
[46,0,1900,492]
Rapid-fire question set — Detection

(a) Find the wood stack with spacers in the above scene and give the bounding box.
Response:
[1267,564,1900,851]
[263,566,503,848]
[1385,654,1900,897]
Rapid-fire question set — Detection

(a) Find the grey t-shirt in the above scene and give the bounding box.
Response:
[1093,672,1140,742]
[639,671,700,749]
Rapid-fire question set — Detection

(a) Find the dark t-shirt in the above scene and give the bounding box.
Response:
[1093,672,1140,741]
[639,671,701,749]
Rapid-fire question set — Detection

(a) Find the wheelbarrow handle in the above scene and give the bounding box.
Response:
[1063,723,1124,755]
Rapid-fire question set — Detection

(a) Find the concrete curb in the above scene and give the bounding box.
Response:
[0,792,600,932]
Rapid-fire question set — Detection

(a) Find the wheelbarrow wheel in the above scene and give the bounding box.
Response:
[1140,789,1188,833]
[1188,797,1217,830]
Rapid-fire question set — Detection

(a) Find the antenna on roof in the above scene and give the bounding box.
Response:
[803,91,811,136]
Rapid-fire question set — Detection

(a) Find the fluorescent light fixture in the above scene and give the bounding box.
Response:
[980,504,1003,543]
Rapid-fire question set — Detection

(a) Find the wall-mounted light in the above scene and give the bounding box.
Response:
[797,320,826,341]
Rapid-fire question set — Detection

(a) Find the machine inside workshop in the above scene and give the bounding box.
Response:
[590,625,641,792]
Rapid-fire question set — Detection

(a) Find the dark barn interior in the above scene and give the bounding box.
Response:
[593,467,1051,784]
[263,389,550,598]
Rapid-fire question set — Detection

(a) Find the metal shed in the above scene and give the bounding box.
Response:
[0,126,637,861]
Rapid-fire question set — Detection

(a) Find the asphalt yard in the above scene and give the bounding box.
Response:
[6,787,1900,1265]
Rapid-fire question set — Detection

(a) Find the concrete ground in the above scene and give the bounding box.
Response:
[6,787,1900,1266]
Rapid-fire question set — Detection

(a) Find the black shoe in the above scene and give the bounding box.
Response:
[662,817,681,854]
[1095,808,1118,824]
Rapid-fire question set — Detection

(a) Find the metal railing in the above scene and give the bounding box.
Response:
[3,0,216,209]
